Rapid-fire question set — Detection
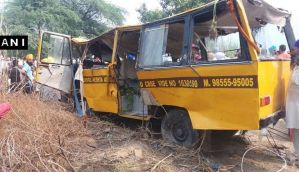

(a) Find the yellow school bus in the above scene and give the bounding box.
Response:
[37,0,295,147]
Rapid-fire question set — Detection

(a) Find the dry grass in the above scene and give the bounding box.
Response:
[0,70,85,171]
[1,62,295,171]
[0,73,210,172]
[0,92,212,172]
[0,93,86,171]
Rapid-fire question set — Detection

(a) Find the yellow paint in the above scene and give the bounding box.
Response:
[35,32,43,80]
[258,60,291,119]
[111,30,119,65]
[83,68,118,113]
[236,0,259,61]
[137,63,260,130]
[71,37,89,44]
[135,0,291,130]
[119,114,151,121]
[83,28,141,114]
[81,1,291,131]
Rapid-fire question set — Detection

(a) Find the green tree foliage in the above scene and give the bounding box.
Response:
[138,0,213,23]
[2,0,125,56]
[137,4,163,24]
[61,0,125,37]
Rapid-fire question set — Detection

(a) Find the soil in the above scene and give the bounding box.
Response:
[1,92,298,171]
[72,113,298,172]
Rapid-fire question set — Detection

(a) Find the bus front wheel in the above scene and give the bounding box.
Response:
[161,109,199,147]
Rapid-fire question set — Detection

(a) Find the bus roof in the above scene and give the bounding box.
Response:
[144,0,291,27]
[79,0,291,46]
[75,25,141,46]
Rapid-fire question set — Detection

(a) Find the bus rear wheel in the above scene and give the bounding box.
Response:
[161,109,199,148]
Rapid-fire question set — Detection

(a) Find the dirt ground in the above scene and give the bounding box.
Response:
[0,94,298,172]
[76,114,298,172]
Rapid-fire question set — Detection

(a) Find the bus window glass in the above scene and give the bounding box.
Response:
[139,25,167,67]
[61,37,71,65]
[71,44,84,64]
[41,33,71,65]
[253,24,290,60]
[191,15,244,64]
[204,33,240,61]
[83,39,114,69]
[139,21,185,67]
[164,21,185,65]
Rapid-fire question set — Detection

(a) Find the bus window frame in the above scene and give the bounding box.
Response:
[137,0,253,70]
[40,31,73,66]
[137,17,190,69]
[253,23,293,62]
[85,41,115,70]
[187,1,252,66]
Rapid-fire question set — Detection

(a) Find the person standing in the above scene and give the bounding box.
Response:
[268,45,278,58]
[278,44,291,59]
[22,54,34,93]
[286,40,299,161]
[8,59,21,92]
[291,40,299,69]
[191,44,202,62]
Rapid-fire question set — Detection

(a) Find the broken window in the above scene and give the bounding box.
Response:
[61,38,71,65]
[83,39,113,69]
[164,21,185,65]
[40,33,71,65]
[139,20,185,68]
[117,31,140,80]
[190,10,248,64]
[253,23,290,60]
[139,25,167,67]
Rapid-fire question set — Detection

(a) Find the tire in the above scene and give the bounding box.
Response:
[161,109,199,148]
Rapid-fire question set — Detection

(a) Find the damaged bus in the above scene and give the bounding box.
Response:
[37,0,295,147]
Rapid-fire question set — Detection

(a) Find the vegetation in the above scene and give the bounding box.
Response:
[0,0,125,57]
[0,0,216,57]
[137,0,213,23]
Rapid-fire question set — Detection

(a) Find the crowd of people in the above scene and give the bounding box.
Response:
[190,43,293,63]
[5,54,36,93]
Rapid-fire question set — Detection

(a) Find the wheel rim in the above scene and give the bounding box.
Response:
[172,122,189,142]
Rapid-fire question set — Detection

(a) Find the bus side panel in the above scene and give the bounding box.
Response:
[258,61,291,119]
[137,63,260,130]
[83,68,118,113]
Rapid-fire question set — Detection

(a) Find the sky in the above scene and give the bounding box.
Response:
[107,0,160,25]
[0,0,4,10]
[108,0,297,24]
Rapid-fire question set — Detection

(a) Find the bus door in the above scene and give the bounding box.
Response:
[114,28,143,116]
[82,30,119,113]
[36,31,73,93]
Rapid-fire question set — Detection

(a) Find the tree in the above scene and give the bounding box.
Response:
[137,4,163,24]
[61,0,125,37]
[3,0,125,56]
[137,0,213,23]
